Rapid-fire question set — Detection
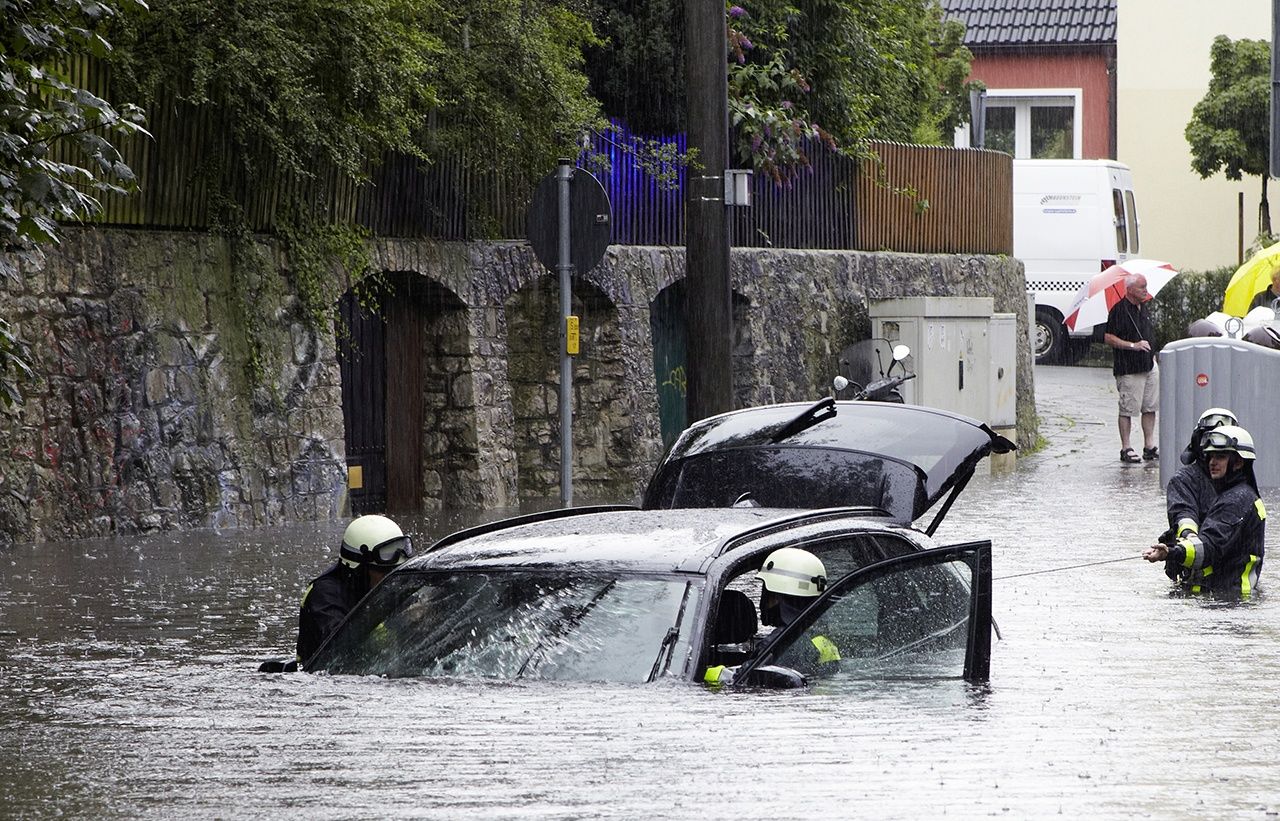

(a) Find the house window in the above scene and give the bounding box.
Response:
[984,107,1015,155]
[1030,105,1074,159]
[959,89,1083,159]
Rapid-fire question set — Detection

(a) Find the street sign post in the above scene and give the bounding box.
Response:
[525,163,612,506]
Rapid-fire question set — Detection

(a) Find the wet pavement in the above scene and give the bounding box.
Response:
[2,365,1279,819]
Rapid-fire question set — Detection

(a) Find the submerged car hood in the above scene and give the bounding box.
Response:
[642,399,1016,525]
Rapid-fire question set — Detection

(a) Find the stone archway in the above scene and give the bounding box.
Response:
[338,272,471,513]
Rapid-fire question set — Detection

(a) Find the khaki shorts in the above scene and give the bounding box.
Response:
[1116,366,1159,417]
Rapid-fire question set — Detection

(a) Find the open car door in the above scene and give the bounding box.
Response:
[732,541,992,687]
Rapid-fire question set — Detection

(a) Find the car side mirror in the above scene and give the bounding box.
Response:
[734,664,806,689]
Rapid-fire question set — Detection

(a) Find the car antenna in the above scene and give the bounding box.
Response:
[769,397,837,444]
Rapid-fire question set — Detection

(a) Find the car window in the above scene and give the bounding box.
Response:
[706,533,921,670]
[657,447,925,521]
[646,402,1011,518]
[1112,187,1128,254]
[761,555,976,680]
[311,571,700,683]
[1124,190,1139,254]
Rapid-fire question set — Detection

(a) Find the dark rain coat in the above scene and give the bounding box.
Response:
[296,562,372,664]
[1164,461,1216,541]
[1166,471,1267,599]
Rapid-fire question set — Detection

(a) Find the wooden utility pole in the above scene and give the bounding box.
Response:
[684,0,733,422]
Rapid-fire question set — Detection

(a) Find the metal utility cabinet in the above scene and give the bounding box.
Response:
[1158,336,1280,489]
[870,298,1017,452]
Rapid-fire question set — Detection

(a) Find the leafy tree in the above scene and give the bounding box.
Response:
[1,0,147,263]
[1186,35,1272,238]
[109,0,603,199]
[585,0,975,180]
[0,0,146,406]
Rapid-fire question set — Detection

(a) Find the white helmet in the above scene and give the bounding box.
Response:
[1200,425,1256,461]
[1196,407,1237,429]
[339,515,414,569]
[757,548,827,597]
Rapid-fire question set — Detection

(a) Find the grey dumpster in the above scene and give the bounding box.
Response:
[1158,336,1280,488]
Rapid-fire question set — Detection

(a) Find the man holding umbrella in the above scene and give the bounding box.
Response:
[1103,273,1158,464]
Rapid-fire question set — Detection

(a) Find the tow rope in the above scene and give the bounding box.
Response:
[995,554,1144,581]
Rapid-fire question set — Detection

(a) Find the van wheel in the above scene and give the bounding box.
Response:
[1034,309,1067,364]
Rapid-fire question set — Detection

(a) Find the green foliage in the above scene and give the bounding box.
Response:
[1149,266,1236,350]
[1185,35,1272,235]
[586,0,975,182]
[1,0,146,408]
[110,0,602,187]
[0,317,34,410]
[278,209,374,334]
[0,0,147,267]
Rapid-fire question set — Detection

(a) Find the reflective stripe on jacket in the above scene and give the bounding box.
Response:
[1169,475,1266,599]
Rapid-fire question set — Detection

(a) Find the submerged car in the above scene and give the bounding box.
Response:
[303,400,1015,688]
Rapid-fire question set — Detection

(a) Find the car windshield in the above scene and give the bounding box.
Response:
[651,446,925,521]
[309,570,700,683]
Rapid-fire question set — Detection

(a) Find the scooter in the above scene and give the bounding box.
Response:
[832,339,915,402]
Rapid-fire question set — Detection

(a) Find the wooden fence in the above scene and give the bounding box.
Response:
[855,141,1012,255]
[73,63,1011,255]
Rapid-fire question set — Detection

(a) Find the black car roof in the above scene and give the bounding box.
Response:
[403,507,898,575]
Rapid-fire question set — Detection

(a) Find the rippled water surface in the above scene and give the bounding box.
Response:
[3,366,1280,819]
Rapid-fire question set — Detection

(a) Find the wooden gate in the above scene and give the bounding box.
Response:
[338,292,387,514]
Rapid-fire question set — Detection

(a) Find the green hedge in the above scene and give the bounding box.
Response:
[1149,265,1236,351]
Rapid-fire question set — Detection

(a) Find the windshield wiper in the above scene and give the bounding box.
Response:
[646,581,694,682]
[769,397,837,443]
[516,580,616,678]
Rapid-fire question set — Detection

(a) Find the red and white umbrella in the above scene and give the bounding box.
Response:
[1063,259,1180,331]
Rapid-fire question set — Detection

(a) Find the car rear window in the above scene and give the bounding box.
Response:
[648,446,926,522]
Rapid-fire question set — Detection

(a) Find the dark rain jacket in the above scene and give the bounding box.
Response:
[296,562,372,664]
[1165,461,1216,541]
[1166,471,1267,599]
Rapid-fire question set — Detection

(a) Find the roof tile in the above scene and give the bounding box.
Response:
[939,0,1116,47]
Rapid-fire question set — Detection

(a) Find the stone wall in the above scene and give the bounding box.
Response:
[0,231,347,544]
[0,229,1034,544]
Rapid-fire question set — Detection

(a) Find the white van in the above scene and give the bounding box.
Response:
[1014,159,1141,364]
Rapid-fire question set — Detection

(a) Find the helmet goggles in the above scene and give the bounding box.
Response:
[1200,430,1254,457]
[341,534,415,568]
[1196,412,1235,430]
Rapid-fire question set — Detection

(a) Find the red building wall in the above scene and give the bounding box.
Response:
[969,51,1113,160]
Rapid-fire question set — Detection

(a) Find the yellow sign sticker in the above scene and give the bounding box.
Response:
[566,315,580,355]
[348,465,364,490]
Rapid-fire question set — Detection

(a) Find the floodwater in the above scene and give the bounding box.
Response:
[3,365,1279,819]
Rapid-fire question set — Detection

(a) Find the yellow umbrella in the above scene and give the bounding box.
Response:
[1224,240,1280,316]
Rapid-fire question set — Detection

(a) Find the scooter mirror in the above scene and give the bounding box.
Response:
[892,344,911,361]
[832,375,850,391]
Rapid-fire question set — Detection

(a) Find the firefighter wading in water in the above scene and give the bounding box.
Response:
[1144,425,1266,599]
[296,514,414,665]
